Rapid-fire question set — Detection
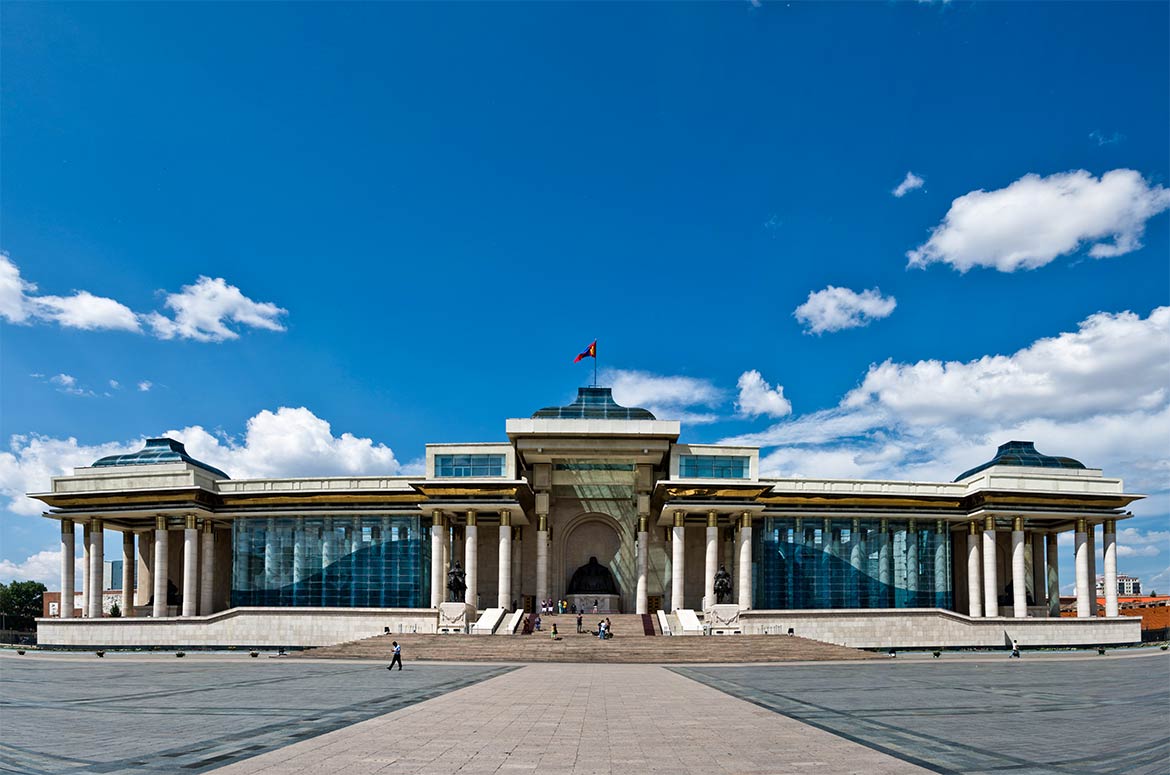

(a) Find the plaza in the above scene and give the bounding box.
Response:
[1,648,1167,774]
[33,386,1143,650]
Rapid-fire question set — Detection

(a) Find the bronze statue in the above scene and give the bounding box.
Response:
[447,561,467,602]
[713,564,732,604]
[567,556,619,596]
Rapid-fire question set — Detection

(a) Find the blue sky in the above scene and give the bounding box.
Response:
[2,1,1168,593]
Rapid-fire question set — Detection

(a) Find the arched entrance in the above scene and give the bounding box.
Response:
[559,513,627,612]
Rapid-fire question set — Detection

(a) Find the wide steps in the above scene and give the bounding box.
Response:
[298,629,878,663]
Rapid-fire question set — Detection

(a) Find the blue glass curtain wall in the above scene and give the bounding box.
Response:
[754,518,952,610]
[231,516,429,608]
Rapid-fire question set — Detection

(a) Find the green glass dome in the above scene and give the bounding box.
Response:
[92,437,229,479]
[954,441,1085,482]
[533,387,656,420]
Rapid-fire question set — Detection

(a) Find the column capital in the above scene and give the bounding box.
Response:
[823,517,832,533]
[500,513,511,528]
[907,519,917,534]
[1012,516,1024,532]
[638,515,649,533]
[1104,518,1116,533]
[983,515,996,531]
[91,518,103,531]
[741,512,753,529]
[185,514,197,530]
[707,511,718,528]
[1076,517,1087,533]
[673,511,685,528]
[466,510,477,527]
[156,515,167,531]
[537,514,548,532]
[852,517,861,531]
[879,518,888,532]
[61,519,74,533]
[969,521,980,535]
[936,520,945,534]
[202,519,214,534]
[432,510,446,528]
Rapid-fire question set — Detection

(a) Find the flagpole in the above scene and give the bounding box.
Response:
[594,340,598,387]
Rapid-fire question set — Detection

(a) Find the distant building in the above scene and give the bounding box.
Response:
[1097,574,1141,596]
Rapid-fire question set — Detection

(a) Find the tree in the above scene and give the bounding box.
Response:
[0,581,47,631]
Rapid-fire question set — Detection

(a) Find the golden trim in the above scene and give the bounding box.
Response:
[741,512,752,529]
[673,511,685,528]
[61,519,73,533]
[638,516,649,533]
[500,513,511,528]
[983,515,996,531]
[537,514,548,532]
[968,521,979,536]
[1012,516,1024,532]
[185,514,197,530]
[91,518,103,531]
[1076,518,1087,533]
[1104,518,1116,534]
[466,510,477,527]
[707,511,718,528]
[203,519,214,534]
[156,516,167,531]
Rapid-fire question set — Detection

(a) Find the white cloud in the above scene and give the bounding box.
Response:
[0,407,404,517]
[907,169,1170,272]
[1,254,287,343]
[892,171,925,197]
[137,381,153,392]
[735,370,792,419]
[1089,130,1125,147]
[793,286,896,334]
[606,369,723,424]
[1,254,140,332]
[109,380,120,390]
[49,374,94,397]
[726,306,1170,498]
[0,548,83,586]
[146,276,287,342]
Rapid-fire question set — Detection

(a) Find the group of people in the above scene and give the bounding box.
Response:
[539,598,602,615]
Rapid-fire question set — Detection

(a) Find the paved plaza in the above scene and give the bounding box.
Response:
[0,649,1166,774]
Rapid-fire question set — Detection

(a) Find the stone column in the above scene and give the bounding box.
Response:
[511,527,522,608]
[737,512,752,609]
[671,511,686,611]
[849,518,864,608]
[81,523,91,617]
[704,511,718,609]
[1031,532,1046,612]
[535,514,549,611]
[136,530,153,608]
[934,521,948,608]
[905,520,918,606]
[1046,532,1060,618]
[88,519,104,619]
[1087,524,1098,616]
[1103,518,1119,617]
[982,516,998,617]
[121,531,134,617]
[1075,519,1090,618]
[430,511,444,607]
[878,519,891,608]
[464,511,478,609]
[498,513,512,609]
[636,516,649,615]
[153,517,169,617]
[966,521,983,617]
[182,515,198,617]
[60,520,75,619]
[1011,517,1026,618]
[199,521,215,615]
[723,526,735,582]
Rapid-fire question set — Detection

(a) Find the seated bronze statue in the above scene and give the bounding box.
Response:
[567,556,619,596]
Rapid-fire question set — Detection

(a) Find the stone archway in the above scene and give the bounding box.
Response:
[556,512,631,611]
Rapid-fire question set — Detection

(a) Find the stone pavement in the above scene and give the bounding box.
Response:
[0,651,513,774]
[209,662,928,775]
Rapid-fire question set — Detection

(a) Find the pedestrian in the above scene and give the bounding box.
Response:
[1011,639,1021,658]
[605,617,612,639]
[598,620,605,640]
[592,599,598,614]
[386,641,402,671]
[576,613,583,633]
[551,623,558,640]
[535,613,542,631]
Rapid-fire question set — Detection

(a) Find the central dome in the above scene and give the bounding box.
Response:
[532,387,656,420]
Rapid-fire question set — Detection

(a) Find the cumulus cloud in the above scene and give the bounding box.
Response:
[0,407,404,518]
[1,254,286,342]
[606,369,723,424]
[0,548,83,586]
[48,374,95,397]
[735,370,792,419]
[146,276,287,342]
[137,381,153,392]
[793,286,897,334]
[892,171,925,197]
[1,254,140,332]
[725,306,1170,498]
[907,169,1170,272]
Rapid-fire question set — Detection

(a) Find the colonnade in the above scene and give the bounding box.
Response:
[964,516,1117,618]
[668,510,753,613]
[58,515,217,619]
[430,509,521,610]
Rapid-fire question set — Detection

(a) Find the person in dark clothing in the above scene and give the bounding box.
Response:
[576,613,583,633]
[387,641,403,670]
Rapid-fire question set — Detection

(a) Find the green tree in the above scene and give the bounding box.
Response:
[0,580,48,631]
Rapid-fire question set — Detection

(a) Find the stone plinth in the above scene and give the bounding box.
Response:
[570,594,620,614]
[703,604,742,635]
[438,602,475,634]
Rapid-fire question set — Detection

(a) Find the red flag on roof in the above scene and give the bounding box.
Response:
[573,340,597,363]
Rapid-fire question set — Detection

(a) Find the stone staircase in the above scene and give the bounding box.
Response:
[297,613,878,663]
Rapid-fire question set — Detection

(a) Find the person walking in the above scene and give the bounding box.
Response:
[1011,639,1021,658]
[576,613,583,634]
[387,641,402,671]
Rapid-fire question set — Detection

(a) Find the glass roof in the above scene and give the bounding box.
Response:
[92,437,230,479]
[954,440,1085,482]
[532,387,656,420]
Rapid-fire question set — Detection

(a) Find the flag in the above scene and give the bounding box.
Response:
[573,340,597,363]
